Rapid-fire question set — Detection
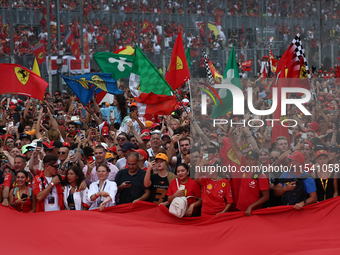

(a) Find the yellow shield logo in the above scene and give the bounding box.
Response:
[143,23,148,29]
[15,67,30,86]
[176,56,183,70]
[38,52,43,59]
[299,65,307,79]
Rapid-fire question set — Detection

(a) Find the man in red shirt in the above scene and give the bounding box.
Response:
[32,155,64,212]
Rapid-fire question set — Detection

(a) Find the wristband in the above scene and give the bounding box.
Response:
[95,193,99,198]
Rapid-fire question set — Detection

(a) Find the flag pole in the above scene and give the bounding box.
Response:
[187,79,194,118]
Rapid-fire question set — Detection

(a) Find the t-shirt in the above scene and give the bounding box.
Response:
[236,172,269,211]
[149,174,169,204]
[43,176,60,212]
[279,171,316,195]
[115,168,146,204]
[200,177,233,216]
[167,178,201,211]
[119,115,145,136]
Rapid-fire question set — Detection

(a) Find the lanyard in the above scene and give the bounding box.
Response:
[45,178,53,195]
[286,172,303,186]
[320,177,329,201]
[17,187,28,213]
[97,181,107,201]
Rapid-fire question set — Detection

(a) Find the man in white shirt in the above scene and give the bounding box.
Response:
[147,131,162,157]
[119,102,145,136]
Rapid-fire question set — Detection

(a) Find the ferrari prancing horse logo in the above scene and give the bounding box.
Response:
[14,67,30,85]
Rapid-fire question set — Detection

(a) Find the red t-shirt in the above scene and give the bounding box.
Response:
[200,177,233,216]
[236,172,269,211]
[167,178,201,211]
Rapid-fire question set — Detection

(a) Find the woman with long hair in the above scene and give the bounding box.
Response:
[101,94,128,125]
[9,170,36,213]
[167,163,201,216]
[63,166,90,210]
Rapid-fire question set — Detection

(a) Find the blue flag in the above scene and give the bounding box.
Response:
[60,73,123,105]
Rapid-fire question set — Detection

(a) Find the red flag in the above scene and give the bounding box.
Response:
[0,64,48,100]
[241,60,252,72]
[32,43,45,65]
[165,32,190,90]
[65,31,80,57]
[270,34,311,145]
[142,19,152,33]
[134,92,177,115]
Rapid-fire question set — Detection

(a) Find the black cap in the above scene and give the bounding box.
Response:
[118,142,135,151]
[245,150,259,160]
[19,133,32,141]
[50,140,63,148]
[328,145,340,153]
[314,143,328,151]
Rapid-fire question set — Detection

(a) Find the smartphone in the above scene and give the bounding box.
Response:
[110,110,115,120]
[8,122,13,128]
[80,130,85,140]
[187,148,190,154]
[150,156,155,162]
[301,133,307,139]
[125,181,131,184]
[173,129,179,135]
[21,193,28,200]
[90,122,96,128]
[13,112,20,123]
[69,150,75,157]
[81,108,86,118]
[203,153,209,160]
[37,141,42,147]
[87,156,95,164]
[43,105,48,113]
[334,119,340,130]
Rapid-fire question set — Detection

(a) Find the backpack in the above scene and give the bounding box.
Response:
[280,175,310,205]
[169,179,194,218]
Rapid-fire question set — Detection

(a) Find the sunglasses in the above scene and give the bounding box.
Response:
[27,148,34,151]
[6,140,14,144]
[117,137,126,141]
[58,151,66,155]
[50,164,59,169]
[15,143,21,146]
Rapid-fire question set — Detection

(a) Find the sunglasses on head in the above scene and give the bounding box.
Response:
[117,137,126,141]
[58,151,66,155]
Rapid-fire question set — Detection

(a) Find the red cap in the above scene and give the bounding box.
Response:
[210,133,218,140]
[315,149,328,158]
[130,102,137,108]
[63,142,70,147]
[107,146,117,154]
[135,149,148,161]
[102,126,109,136]
[141,129,151,140]
[308,122,320,132]
[304,140,313,148]
[305,128,315,133]
[151,123,160,129]
[42,142,55,149]
[295,132,303,139]
[286,151,305,164]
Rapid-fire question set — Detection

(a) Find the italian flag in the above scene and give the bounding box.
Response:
[129,46,177,115]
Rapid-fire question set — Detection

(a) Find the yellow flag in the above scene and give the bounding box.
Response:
[32,58,41,77]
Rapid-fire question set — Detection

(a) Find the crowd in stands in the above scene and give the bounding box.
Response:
[0,62,340,216]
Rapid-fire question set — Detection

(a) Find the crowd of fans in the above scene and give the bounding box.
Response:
[0,63,340,216]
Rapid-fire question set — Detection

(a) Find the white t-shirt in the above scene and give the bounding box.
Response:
[88,180,117,210]
[116,157,148,170]
[44,177,60,212]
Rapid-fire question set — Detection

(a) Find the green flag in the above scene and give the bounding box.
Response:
[93,52,134,80]
[185,48,191,69]
[210,45,241,118]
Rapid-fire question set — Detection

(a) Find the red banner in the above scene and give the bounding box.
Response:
[241,60,252,71]
[65,31,80,57]
[32,43,45,65]
[2,199,340,253]
[142,19,153,33]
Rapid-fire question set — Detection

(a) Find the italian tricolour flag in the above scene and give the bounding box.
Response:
[129,46,177,115]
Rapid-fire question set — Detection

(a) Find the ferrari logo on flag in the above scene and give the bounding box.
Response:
[299,66,307,79]
[143,23,148,29]
[38,52,43,59]
[176,56,183,70]
[71,40,74,46]
[14,67,30,85]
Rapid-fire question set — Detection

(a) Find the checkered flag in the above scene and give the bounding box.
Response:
[202,50,215,85]
[292,33,310,79]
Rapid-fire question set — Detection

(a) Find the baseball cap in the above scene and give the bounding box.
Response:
[62,90,67,94]
[135,149,148,161]
[102,126,109,136]
[161,132,171,139]
[119,142,135,151]
[328,145,339,153]
[286,151,305,164]
[155,153,168,162]
[245,150,259,160]
[130,102,137,108]
[141,129,151,140]
[66,131,77,138]
[315,149,328,158]
[43,142,55,150]
[50,140,63,148]
[22,144,35,154]
[20,133,32,141]
[314,143,328,151]
[145,121,153,128]
[62,142,70,148]
[107,146,117,154]
[303,141,313,149]
[105,152,116,160]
